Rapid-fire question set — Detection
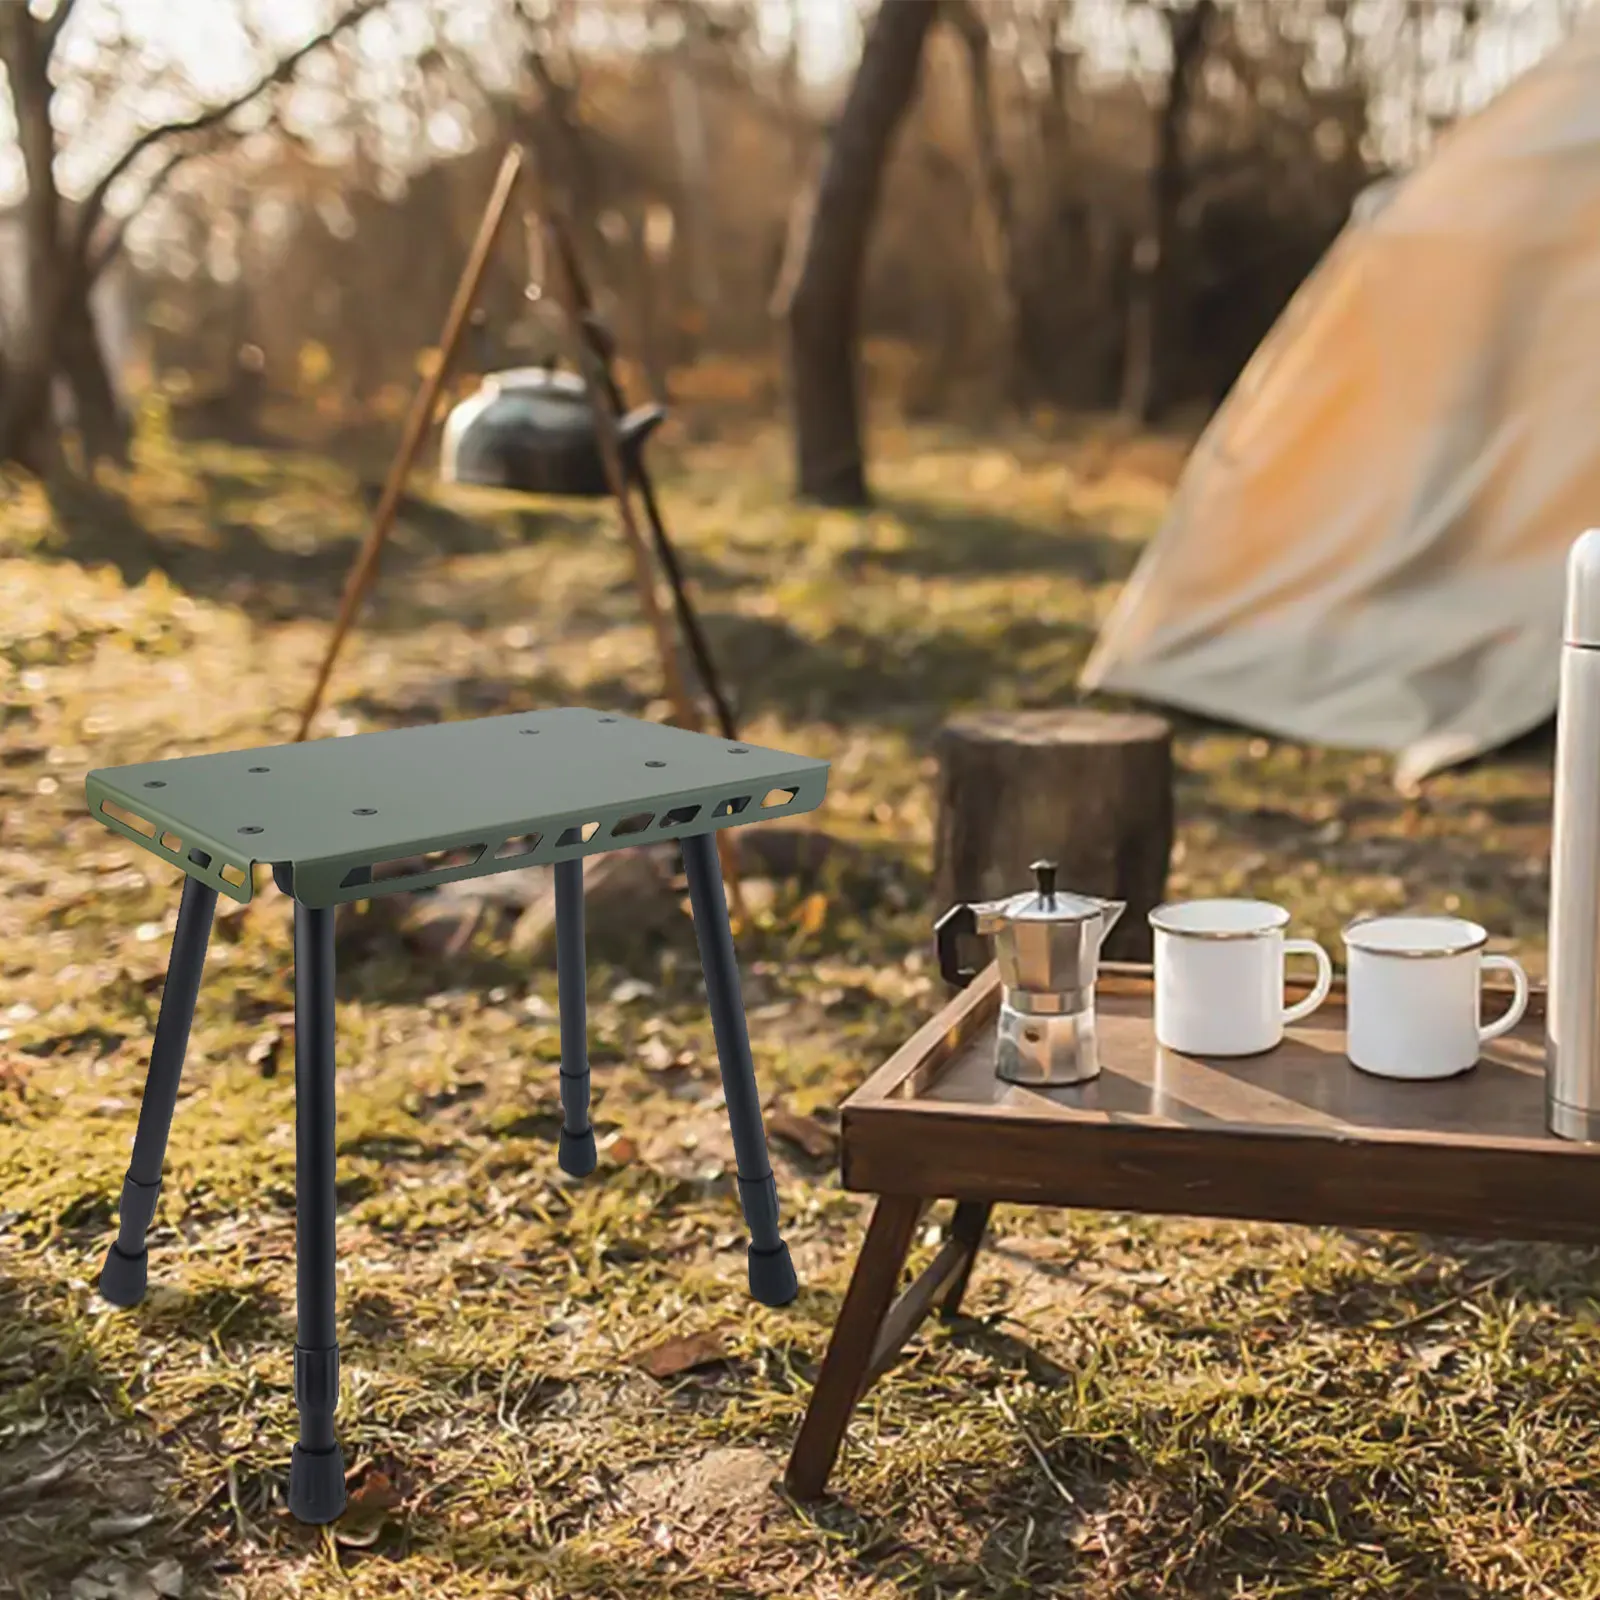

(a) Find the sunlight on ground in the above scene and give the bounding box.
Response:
[0,419,1587,1598]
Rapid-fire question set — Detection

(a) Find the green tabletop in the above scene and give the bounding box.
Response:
[86,708,830,907]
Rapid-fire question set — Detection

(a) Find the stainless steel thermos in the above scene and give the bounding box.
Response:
[1546,528,1600,1139]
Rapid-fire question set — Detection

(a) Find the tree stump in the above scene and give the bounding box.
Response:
[932,708,1174,964]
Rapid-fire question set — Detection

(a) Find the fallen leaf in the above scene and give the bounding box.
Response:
[334,1521,386,1549]
[89,1511,157,1540]
[1413,1340,1459,1373]
[795,892,828,936]
[247,1029,283,1079]
[147,1559,184,1598]
[639,1035,675,1072]
[334,1470,404,1549]
[634,1331,728,1379]
[84,1566,157,1600]
[345,1470,403,1513]
[766,1111,836,1161]
[0,1455,74,1505]
[607,1136,639,1165]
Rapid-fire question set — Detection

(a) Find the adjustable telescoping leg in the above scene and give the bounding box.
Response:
[680,830,797,1307]
[99,873,218,1308]
[554,858,597,1177]
[287,901,346,1525]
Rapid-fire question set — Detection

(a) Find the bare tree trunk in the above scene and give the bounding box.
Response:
[948,0,1026,404]
[58,279,131,470]
[627,207,670,401]
[667,57,719,318]
[1120,0,1216,426]
[773,0,939,506]
[0,9,64,472]
[0,0,388,475]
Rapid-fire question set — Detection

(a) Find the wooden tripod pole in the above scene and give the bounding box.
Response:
[531,191,747,918]
[292,144,526,743]
[534,208,693,727]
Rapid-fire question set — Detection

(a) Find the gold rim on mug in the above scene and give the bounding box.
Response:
[1148,899,1291,941]
[1341,912,1489,960]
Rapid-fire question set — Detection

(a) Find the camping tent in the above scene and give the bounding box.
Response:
[1079,14,1600,789]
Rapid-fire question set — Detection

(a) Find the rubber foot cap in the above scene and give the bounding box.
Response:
[98,1244,148,1308]
[747,1242,798,1307]
[288,1442,347,1524]
[558,1125,597,1178]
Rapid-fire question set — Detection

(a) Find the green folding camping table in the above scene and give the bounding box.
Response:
[85,707,830,1524]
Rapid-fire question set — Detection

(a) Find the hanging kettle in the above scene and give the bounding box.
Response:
[440,364,665,498]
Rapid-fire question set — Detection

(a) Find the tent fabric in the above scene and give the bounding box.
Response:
[1079,16,1600,789]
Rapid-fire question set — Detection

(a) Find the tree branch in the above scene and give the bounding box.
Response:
[85,146,189,286]
[69,0,391,267]
[41,0,81,56]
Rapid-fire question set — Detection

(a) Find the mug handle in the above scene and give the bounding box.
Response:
[1479,954,1530,1043]
[1281,939,1334,1025]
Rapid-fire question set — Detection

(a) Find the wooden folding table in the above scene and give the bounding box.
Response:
[785,962,1600,1499]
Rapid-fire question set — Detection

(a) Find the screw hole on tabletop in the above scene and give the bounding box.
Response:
[599,716,618,722]
[521,728,540,735]
[353,808,377,815]
[248,765,270,773]
[239,825,263,835]
[646,760,666,768]
[144,780,166,788]
[728,746,749,753]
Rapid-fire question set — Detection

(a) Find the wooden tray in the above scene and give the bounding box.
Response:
[841,963,1600,1246]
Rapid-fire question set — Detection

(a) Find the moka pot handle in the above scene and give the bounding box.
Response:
[935,902,983,989]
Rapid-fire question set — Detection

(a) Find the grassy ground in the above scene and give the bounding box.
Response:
[0,408,1592,1600]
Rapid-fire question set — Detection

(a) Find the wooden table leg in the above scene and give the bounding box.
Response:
[784,1194,922,1501]
[99,873,217,1308]
[939,1201,992,1319]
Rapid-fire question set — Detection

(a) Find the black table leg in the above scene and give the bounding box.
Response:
[287,901,346,1525]
[99,874,217,1308]
[680,830,797,1307]
[554,857,597,1177]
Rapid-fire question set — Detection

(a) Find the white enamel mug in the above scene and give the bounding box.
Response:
[1342,914,1529,1080]
[1150,899,1334,1056]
